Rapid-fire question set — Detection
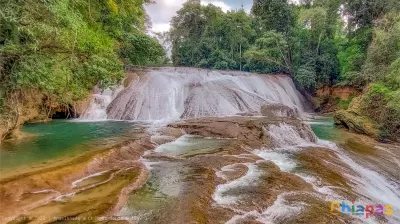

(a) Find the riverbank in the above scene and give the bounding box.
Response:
[0,90,93,144]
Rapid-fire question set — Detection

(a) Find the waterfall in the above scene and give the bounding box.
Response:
[80,87,123,120]
[82,67,309,121]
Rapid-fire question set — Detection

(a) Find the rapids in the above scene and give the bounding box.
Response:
[0,68,399,224]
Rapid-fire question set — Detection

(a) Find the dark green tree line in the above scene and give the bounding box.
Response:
[169,0,400,139]
[169,0,343,91]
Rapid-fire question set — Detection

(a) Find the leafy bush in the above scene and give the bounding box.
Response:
[294,66,317,91]
[120,32,167,66]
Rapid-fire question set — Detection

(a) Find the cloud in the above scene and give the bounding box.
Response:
[145,0,186,32]
[145,0,252,33]
[151,23,171,33]
[201,1,231,12]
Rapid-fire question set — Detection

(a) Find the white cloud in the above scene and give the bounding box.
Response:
[145,0,238,33]
[151,23,171,33]
[201,1,231,12]
[145,0,186,33]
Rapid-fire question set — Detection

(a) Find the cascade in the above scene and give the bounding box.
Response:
[82,67,309,121]
[80,86,123,120]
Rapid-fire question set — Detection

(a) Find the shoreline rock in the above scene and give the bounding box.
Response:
[334,110,379,140]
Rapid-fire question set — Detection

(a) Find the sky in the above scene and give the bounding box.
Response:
[145,0,253,33]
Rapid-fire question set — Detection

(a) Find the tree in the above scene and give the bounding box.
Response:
[342,0,399,30]
[243,31,291,74]
[169,2,254,69]
[0,0,165,120]
[170,1,207,66]
[251,0,295,33]
[120,32,167,66]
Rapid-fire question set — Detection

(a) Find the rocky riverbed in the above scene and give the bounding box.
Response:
[1,115,399,224]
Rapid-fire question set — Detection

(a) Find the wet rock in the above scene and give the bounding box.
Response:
[334,110,379,139]
[340,138,400,182]
[0,136,153,220]
[235,112,258,116]
[168,117,314,148]
[123,72,140,87]
[283,193,356,224]
[296,147,357,199]
[0,124,7,143]
[150,135,177,145]
[158,127,185,138]
[260,103,298,118]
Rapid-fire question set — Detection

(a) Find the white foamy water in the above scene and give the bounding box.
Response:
[257,192,306,223]
[254,149,297,172]
[80,86,123,120]
[31,189,60,194]
[82,68,308,121]
[225,192,306,224]
[266,123,317,147]
[71,170,111,188]
[318,139,400,223]
[214,163,262,205]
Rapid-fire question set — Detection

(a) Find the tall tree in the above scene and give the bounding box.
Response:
[251,0,295,33]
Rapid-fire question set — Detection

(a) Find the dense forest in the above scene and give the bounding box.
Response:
[0,0,166,134]
[169,0,400,140]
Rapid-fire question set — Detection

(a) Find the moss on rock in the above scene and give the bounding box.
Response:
[334,110,379,139]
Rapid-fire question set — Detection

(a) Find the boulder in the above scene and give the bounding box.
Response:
[334,110,379,139]
[260,103,298,118]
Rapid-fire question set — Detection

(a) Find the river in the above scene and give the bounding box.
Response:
[0,68,399,224]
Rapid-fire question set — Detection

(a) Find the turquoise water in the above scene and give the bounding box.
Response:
[0,120,141,172]
[0,116,339,175]
[307,116,343,141]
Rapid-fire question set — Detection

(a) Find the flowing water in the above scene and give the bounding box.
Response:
[0,68,399,224]
[90,67,309,121]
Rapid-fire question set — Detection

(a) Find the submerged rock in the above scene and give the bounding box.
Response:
[260,103,299,118]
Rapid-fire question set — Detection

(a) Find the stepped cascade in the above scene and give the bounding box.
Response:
[82,67,309,121]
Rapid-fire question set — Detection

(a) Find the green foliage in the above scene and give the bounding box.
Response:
[364,82,400,140]
[335,95,354,110]
[243,31,289,73]
[169,0,343,92]
[170,2,255,69]
[358,13,400,140]
[294,66,317,90]
[0,0,165,113]
[251,0,295,33]
[342,0,399,30]
[120,32,167,66]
